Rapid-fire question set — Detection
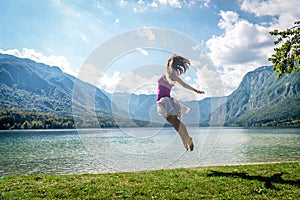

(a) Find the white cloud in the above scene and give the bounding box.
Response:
[94,1,112,16]
[120,0,127,5]
[194,65,226,98]
[98,71,159,95]
[164,65,227,101]
[149,1,158,8]
[240,0,300,28]
[77,63,101,86]
[96,67,223,101]
[218,10,239,30]
[240,0,300,32]
[157,0,182,8]
[241,0,300,31]
[0,48,77,76]
[132,0,211,13]
[80,33,90,43]
[116,72,158,95]
[206,10,274,95]
[205,0,299,95]
[137,48,149,55]
[137,29,156,41]
[133,0,150,13]
[207,11,273,66]
[98,71,122,93]
[203,0,211,8]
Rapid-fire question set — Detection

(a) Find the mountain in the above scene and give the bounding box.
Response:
[107,92,226,126]
[0,53,112,116]
[0,54,164,129]
[183,97,226,126]
[1,54,299,128]
[108,66,300,127]
[211,66,300,126]
[108,93,159,123]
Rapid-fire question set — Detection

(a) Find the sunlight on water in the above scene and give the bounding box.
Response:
[0,128,299,176]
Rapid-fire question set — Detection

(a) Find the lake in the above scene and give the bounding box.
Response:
[0,127,299,176]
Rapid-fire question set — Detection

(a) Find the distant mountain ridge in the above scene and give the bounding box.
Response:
[0,53,299,128]
[101,66,300,127]
[0,53,112,116]
[211,66,300,126]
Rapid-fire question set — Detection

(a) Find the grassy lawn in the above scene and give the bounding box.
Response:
[0,162,299,199]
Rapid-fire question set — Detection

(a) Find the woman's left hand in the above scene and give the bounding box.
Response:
[193,89,205,94]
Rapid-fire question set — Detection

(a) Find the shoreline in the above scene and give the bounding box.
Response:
[1,161,299,177]
[70,161,300,176]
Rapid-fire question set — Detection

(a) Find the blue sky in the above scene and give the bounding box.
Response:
[0,0,299,99]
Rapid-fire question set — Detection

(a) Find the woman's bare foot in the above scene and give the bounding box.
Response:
[184,137,194,151]
[189,138,194,151]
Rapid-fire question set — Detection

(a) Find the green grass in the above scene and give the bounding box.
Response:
[1,162,299,199]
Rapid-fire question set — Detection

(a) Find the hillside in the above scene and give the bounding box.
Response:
[1,54,299,128]
[110,92,226,126]
[211,66,300,126]
[0,54,149,129]
[0,54,112,116]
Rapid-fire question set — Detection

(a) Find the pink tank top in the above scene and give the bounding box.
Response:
[157,76,173,101]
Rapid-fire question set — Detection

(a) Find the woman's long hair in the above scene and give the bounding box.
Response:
[168,54,190,75]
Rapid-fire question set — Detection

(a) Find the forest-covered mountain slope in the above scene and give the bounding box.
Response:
[1,54,299,128]
[0,53,111,116]
[211,66,300,126]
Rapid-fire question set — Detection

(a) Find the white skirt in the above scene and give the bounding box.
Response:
[157,97,190,118]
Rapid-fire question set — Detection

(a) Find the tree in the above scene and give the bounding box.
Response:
[268,21,300,78]
[21,120,31,129]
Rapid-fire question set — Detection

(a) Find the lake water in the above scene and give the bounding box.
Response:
[0,127,299,176]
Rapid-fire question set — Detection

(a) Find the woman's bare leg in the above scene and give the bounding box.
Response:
[166,115,194,151]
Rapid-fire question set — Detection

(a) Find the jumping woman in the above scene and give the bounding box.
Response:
[156,54,205,151]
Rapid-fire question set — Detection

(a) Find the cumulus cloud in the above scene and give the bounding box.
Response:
[205,0,300,95]
[195,65,226,97]
[206,10,274,95]
[240,0,300,29]
[0,48,77,76]
[96,67,223,101]
[98,71,122,93]
[207,11,273,66]
[241,0,300,20]
[77,63,101,86]
[98,71,159,95]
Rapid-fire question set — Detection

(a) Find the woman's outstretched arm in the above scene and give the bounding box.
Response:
[176,77,205,94]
